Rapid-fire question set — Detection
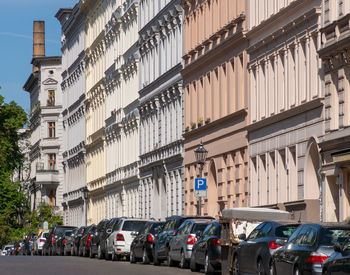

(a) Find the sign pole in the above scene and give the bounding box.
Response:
[198,165,203,216]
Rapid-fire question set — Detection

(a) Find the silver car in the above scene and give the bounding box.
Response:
[168,219,212,268]
[1,245,14,256]
[33,231,49,255]
[105,218,147,261]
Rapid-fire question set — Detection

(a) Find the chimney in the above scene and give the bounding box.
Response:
[33,21,45,72]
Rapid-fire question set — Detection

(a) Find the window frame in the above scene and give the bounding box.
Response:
[48,122,56,138]
[48,153,56,170]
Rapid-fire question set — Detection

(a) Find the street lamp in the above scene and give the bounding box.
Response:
[194,141,208,216]
[82,187,89,226]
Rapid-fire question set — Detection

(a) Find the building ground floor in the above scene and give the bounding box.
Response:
[62,188,87,227]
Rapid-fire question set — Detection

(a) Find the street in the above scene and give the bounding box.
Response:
[0,256,201,275]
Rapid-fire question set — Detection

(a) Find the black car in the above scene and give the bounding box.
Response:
[99,217,121,260]
[152,215,214,265]
[79,224,96,257]
[90,219,109,259]
[23,232,37,255]
[323,237,350,275]
[43,225,76,256]
[64,228,79,256]
[72,226,87,256]
[54,230,73,256]
[272,223,350,275]
[233,221,300,275]
[130,221,165,264]
[190,221,222,274]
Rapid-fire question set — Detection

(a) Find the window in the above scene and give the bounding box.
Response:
[247,223,265,240]
[48,122,55,138]
[48,154,56,170]
[47,90,55,106]
[305,228,317,246]
[339,0,343,16]
[324,0,330,23]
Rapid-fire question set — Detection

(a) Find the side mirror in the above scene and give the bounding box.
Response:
[334,243,342,253]
[275,238,287,246]
[238,234,246,240]
[106,229,112,234]
[34,236,38,240]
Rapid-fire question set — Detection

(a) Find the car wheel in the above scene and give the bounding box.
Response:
[190,252,200,272]
[257,259,265,275]
[294,267,300,275]
[167,252,176,267]
[179,250,189,269]
[269,262,276,275]
[232,255,240,275]
[153,249,161,266]
[323,270,328,275]
[111,252,117,261]
[97,245,104,259]
[142,248,150,264]
[105,252,111,261]
[89,247,94,258]
[205,253,215,274]
[64,249,68,256]
[130,249,136,264]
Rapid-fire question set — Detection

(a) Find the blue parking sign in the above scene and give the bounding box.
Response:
[195,178,207,190]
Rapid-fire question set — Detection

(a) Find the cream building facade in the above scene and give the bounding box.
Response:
[138,0,184,220]
[318,0,350,222]
[81,0,107,225]
[104,0,140,219]
[247,0,324,222]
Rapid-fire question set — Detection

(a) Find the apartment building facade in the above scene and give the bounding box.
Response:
[247,0,323,222]
[138,0,184,220]
[182,0,249,218]
[318,0,350,222]
[24,21,64,212]
[56,5,88,227]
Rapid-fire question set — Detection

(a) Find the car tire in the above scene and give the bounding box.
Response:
[89,247,94,258]
[294,267,300,275]
[130,249,136,264]
[105,252,111,261]
[270,262,276,275]
[179,250,189,269]
[142,248,150,264]
[190,252,200,272]
[257,259,265,275]
[232,255,240,275]
[111,252,117,261]
[97,245,104,259]
[205,253,215,274]
[153,249,161,266]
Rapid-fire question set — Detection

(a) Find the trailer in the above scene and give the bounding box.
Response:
[220,207,294,275]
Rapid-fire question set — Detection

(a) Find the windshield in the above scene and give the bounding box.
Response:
[275,225,299,238]
[320,228,350,246]
[191,223,210,233]
[122,221,146,232]
[65,231,72,236]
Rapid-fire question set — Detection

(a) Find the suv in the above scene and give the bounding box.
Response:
[153,215,214,265]
[44,226,76,256]
[90,219,109,259]
[105,218,147,260]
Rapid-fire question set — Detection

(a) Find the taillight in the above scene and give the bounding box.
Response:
[268,241,282,250]
[87,234,92,244]
[39,239,46,242]
[212,238,221,247]
[116,233,125,241]
[187,234,196,245]
[147,234,154,243]
[307,252,328,263]
[62,239,67,245]
[51,234,55,244]
[16,247,20,252]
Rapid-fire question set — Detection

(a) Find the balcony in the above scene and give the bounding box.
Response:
[36,170,59,185]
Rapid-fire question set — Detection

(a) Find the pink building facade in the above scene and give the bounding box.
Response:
[182,0,249,218]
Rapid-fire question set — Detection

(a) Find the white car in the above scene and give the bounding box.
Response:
[34,231,49,255]
[105,218,147,260]
[1,245,14,256]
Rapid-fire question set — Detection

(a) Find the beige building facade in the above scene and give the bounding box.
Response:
[247,0,323,222]
[318,0,350,222]
[182,0,249,218]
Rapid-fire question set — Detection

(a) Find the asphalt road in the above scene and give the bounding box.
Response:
[0,256,202,275]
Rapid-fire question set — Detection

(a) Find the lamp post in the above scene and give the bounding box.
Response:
[194,141,208,216]
[82,187,88,226]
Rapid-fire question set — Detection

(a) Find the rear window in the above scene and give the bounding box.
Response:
[275,225,299,238]
[122,221,146,232]
[65,231,72,237]
[191,223,210,233]
[151,223,164,234]
[43,233,49,238]
[320,228,350,246]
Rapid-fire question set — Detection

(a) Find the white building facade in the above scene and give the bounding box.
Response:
[56,5,88,227]
[104,0,140,219]
[247,0,324,222]
[138,0,184,220]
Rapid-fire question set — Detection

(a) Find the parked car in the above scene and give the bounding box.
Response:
[190,221,222,274]
[43,225,76,256]
[168,219,212,268]
[1,244,14,256]
[105,218,147,261]
[33,231,49,255]
[23,232,37,255]
[71,226,87,256]
[64,228,79,256]
[54,230,73,256]
[272,223,350,275]
[233,221,300,275]
[79,224,96,257]
[99,218,122,260]
[130,221,165,264]
[90,219,110,259]
[13,242,24,256]
[323,237,350,274]
[153,215,214,265]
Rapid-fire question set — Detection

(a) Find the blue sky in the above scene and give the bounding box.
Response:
[0,0,78,113]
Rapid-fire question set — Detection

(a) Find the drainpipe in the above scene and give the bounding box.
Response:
[317,149,323,222]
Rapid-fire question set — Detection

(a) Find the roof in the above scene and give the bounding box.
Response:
[222,207,293,222]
